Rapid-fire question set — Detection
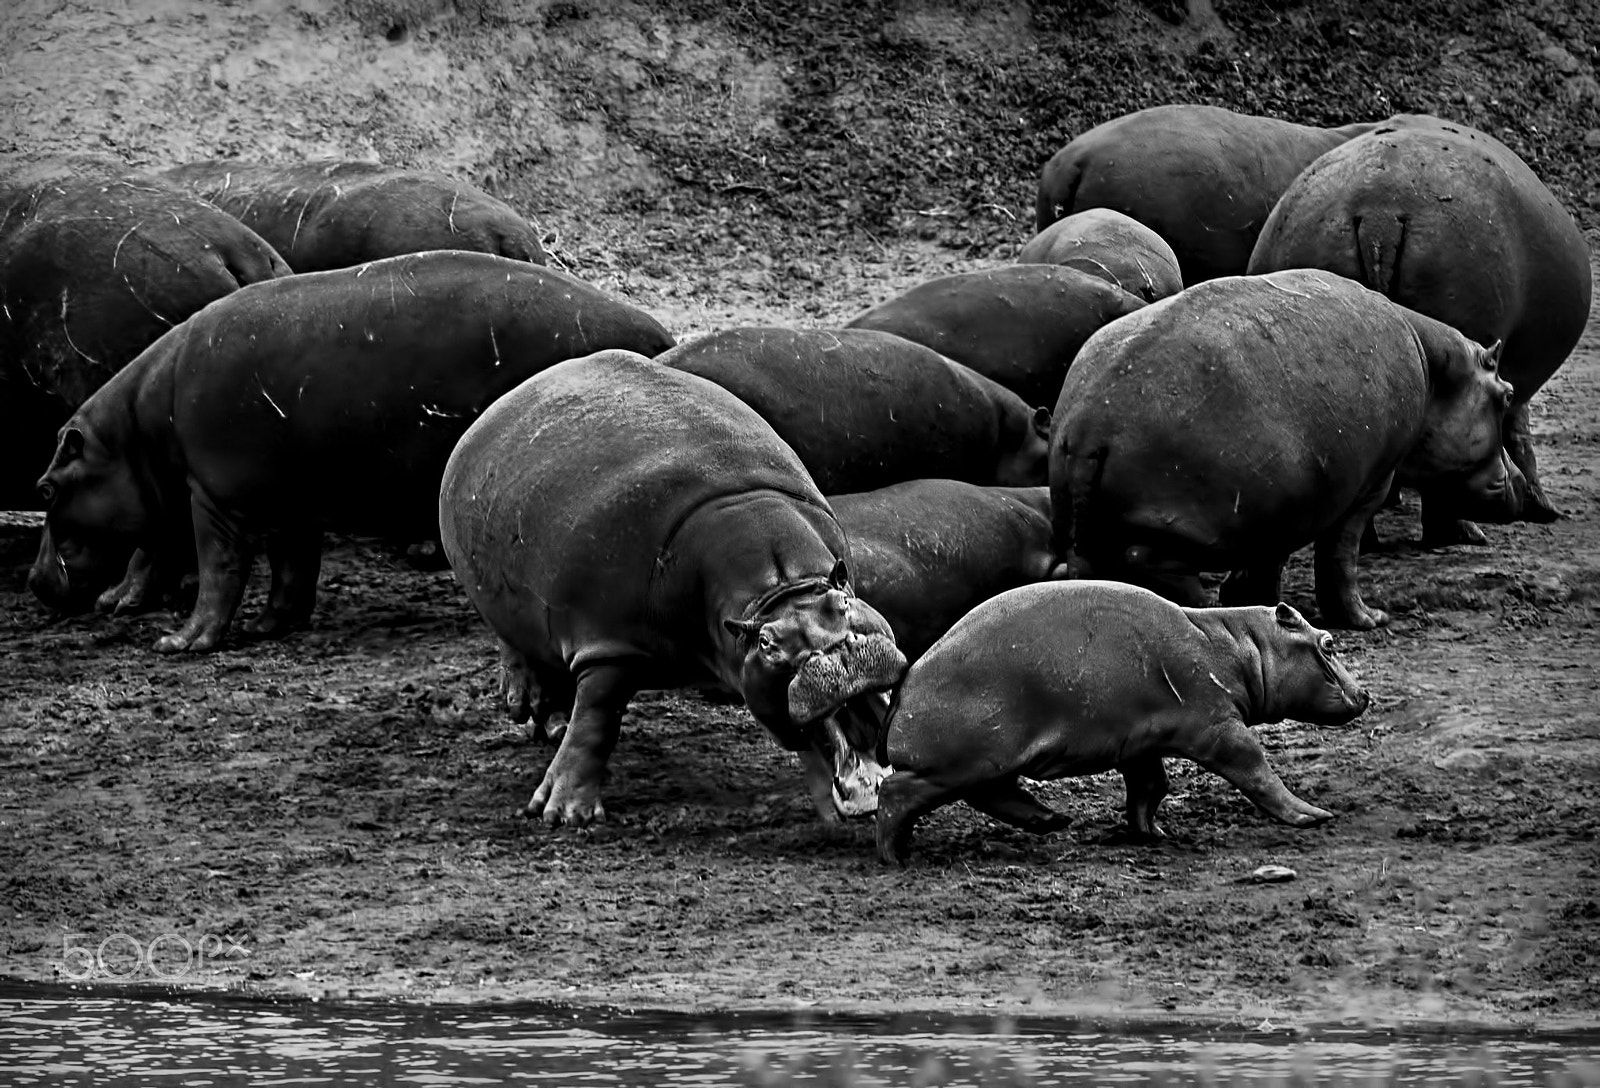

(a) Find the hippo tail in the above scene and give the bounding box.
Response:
[1350,212,1410,298]
[1051,442,1108,576]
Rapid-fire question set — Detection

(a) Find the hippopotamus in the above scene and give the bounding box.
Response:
[29,250,675,651]
[842,266,1146,408]
[828,481,1062,662]
[657,328,1050,493]
[875,580,1370,865]
[156,161,547,272]
[1247,114,1592,534]
[0,171,290,507]
[1051,269,1519,629]
[1016,208,1184,303]
[1035,105,1378,283]
[438,350,908,827]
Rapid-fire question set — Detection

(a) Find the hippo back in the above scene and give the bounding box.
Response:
[658,327,1042,493]
[1248,115,1592,403]
[0,174,290,507]
[132,251,672,538]
[1053,269,1427,568]
[1016,208,1184,303]
[844,265,1146,408]
[1036,104,1377,282]
[440,350,842,669]
[159,161,549,272]
[830,480,1058,661]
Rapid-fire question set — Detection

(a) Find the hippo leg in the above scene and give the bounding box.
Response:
[243,527,323,638]
[876,770,959,866]
[963,778,1071,834]
[1218,563,1283,608]
[1312,476,1391,629]
[1119,755,1169,839]
[1185,719,1334,828]
[527,661,637,827]
[95,548,164,616]
[154,498,253,654]
[1504,402,1559,523]
[499,643,574,742]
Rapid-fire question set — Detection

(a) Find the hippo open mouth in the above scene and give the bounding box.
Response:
[788,632,905,817]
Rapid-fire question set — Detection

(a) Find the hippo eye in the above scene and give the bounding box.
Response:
[1318,634,1335,653]
[36,481,56,505]
[757,630,776,651]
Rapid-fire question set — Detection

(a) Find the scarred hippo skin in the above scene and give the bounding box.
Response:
[876,581,1370,865]
[1016,208,1184,303]
[842,266,1146,409]
[1248,114,1592,532]
[658,327,1050,493]
[0,169,291,507]
[156,161,547,272]
[828,481,1062,662]
[1035,105,1378,283]
[438,350,909,828]
[1051,269,1518,630]
[29,251,676,651]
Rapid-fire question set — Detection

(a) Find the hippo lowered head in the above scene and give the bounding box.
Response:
[726,561,906,816]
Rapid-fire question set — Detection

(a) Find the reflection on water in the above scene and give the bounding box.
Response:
[1,982,1596,1087]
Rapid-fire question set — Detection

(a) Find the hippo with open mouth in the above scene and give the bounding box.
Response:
[438,350,908,827]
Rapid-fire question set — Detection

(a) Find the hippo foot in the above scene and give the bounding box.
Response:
[1420,519,1488,549]
[404,539,452,571]
[153,628,221,654]
[1521,493,1560,524]
[241,611,307,639]
[1318,600,1388,631]
[1283,805,1336,828]
[527,771,606,828]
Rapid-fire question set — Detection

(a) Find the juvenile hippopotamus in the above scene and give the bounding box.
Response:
[658,328,1050,493]
[828,481,1062,662]
[29,251,675,651]
[1035,105,1377,283]
[0,171,290,507]
[1052,270,1518,629]
[439,350,908,827]
[1016,208,1184,303]
[157,161,547,272]
[875,581,1370,865]
[842,266,1146,408]
[1248,115,1592,533]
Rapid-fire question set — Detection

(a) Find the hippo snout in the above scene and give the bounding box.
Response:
[28,531,85,613]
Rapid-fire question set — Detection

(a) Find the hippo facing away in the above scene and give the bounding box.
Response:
[1035,104,1376,283]
[1051,270,1519,629]
[1248,114,1592,533]
[439,351,908,827]
[876,581,1370,865]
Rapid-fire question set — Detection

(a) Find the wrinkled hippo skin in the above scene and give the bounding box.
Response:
[1051,270,1518,630]
[876,581,1370,864]
[1017,208,1184,303]
[843,265,1146,408]
[658,327,1050,493]
[0,167,290,507]
[1035,104,1377,283]
[829,481,1063,662]
[157,160,547,272]
[1248,114,1592,531]
[29,251,675,651]
[438,350,908,828]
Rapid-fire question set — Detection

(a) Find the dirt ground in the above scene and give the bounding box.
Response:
[2,0,1598,1035]
[1,246,1596,1030]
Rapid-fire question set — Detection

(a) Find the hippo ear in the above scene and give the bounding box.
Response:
[58,427,85,463]
[1481,339,1504,370]
[1273,602,1302,628]
[1031,406,1052,439]
[724,617,764,639]
[827,558,850,591]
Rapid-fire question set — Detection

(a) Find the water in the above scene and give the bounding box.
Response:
[1,982,1597,1087]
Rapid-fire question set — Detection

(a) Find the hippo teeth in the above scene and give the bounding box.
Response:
[823,713,891,818]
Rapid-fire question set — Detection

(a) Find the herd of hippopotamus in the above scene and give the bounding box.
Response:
[3,105,1591,865]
